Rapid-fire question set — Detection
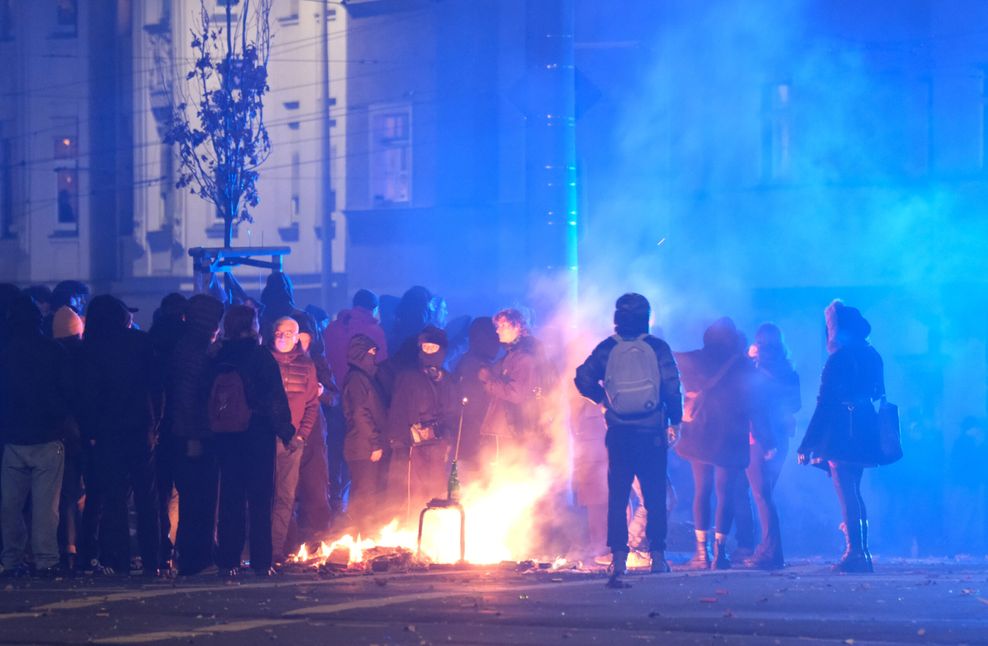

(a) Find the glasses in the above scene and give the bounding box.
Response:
[274,332,297,340]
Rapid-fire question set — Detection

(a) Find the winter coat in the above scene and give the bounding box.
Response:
[342,365,387,463]
[480,335,548,438]
[324,307,389,388]
[573,334,683,432]
[163,330,216,440]
[674,348,763,469]
[799,342,885,467]
[210,338,295,444]
[387,366,456,450]
[79,328,162,447]
[0,330,72,445]
[270,345,320,442]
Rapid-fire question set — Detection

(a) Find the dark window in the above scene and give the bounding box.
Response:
[370,108,412,204]
[55,0,77,37]
[56,169,78,224]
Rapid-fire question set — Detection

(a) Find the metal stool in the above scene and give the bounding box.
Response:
[416,498,466,564]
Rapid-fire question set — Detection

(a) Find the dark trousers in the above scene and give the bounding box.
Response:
[691,461,743,535]
[215,433,275,572]
[93,439,160,573]
[325,404,349,514]
[173,439,218,575]
[347,459,382,535]
[294,420,332,541]
[606,428,668,553]
[746,438,786,558]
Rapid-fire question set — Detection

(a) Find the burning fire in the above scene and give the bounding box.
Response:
[291,461,560,568]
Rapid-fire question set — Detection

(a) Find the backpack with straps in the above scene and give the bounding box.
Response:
[207,363,252,434]
[604,335,662,417]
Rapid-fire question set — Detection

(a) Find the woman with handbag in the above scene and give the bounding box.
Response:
[797,300,885,573]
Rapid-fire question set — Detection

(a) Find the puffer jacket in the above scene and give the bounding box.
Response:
[270,345,320,442]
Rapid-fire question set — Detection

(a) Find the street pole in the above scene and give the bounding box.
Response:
[320,0,335,310]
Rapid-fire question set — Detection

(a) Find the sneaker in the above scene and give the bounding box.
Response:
[218,567,240,579]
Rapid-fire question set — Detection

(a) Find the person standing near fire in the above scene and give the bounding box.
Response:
[574,294,683,584]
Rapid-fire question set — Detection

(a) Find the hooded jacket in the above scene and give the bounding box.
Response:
[342,334,387,462]
[452,317,500,461]
[386,327,456,450]
[323,306,389,389]
[164,295,223,440]
[270,344,320,442]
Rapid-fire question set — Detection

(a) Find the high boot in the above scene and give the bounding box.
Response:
[688,538,711,570]
[833,522,870,573]
[712,537,731,570]
[860,520,874,572]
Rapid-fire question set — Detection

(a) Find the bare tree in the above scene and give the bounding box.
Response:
[165,0,273,248]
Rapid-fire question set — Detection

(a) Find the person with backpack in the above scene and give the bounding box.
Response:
[574,294,683,583]
[675,317,767,571]
[267,316,320,564]
[209,305,295,577]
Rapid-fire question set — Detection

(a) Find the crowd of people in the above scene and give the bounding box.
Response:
[0,275,905,582]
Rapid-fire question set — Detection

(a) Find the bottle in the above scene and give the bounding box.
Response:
[447,460,461,501]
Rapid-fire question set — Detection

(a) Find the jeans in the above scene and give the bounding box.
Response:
[2,442,65,570]
[605,428,668,554]
[272,440,304,559]
[746,438,786,559]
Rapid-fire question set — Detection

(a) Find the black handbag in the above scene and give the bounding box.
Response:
[875,396,903,465]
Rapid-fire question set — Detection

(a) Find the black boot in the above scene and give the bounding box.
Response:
[688,538,711,570]
[712,538,731,570]
[607,551,630,588]
[860,520,874,572]
[833,522,870,573]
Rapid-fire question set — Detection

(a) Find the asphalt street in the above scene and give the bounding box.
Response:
[0,558,986,645]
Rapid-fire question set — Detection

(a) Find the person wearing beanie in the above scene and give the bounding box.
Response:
[798,300,886,573]
[575,293,683,584]
[322,288,388,520]
[384,325,456,522]
[0,296,71,577]
[341,334,387,534]
[674,316,765,572]
[163,294,224,575]
[210,305,295,577]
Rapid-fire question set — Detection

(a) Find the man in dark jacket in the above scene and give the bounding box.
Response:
[574,294,683,581]
[165,294,224,576]
[386,326,456,522]
[212,305,295,576]
[268,316,320,563]
[342,334,387,534]
[149,292,188,571]
[478,309,551,462]
[79,295,162,576]
[0,296,71,577]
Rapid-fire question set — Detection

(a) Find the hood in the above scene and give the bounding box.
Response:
[825,300,871,353]
[701,317,743,362]
[185,294,224,338]
[260,271,296,311]
[347,333,379,374]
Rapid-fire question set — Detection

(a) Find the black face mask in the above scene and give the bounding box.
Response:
[419,349,446,371]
